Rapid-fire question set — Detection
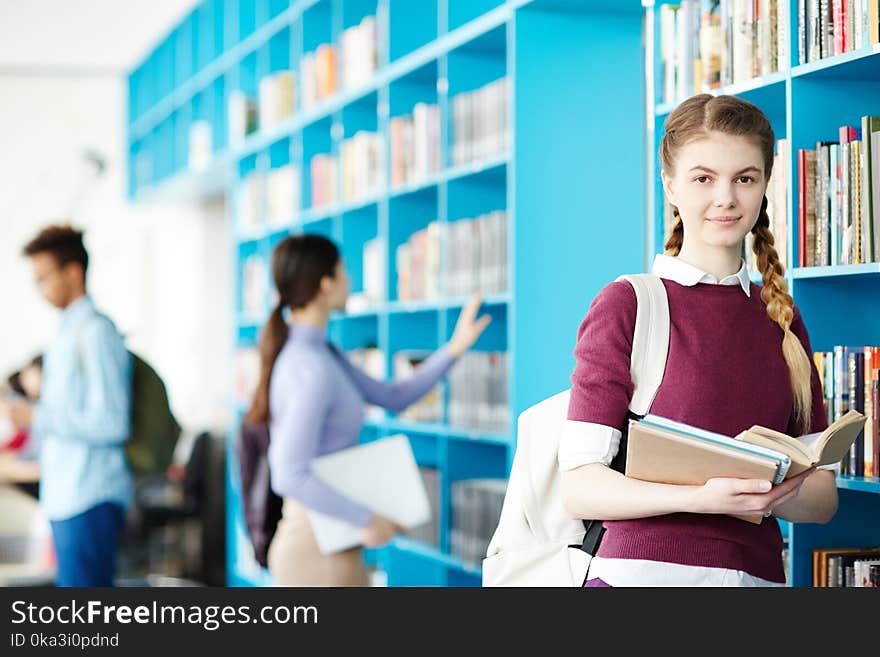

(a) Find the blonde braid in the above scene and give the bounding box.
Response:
[751,199,813,432]
[664,210,684,255]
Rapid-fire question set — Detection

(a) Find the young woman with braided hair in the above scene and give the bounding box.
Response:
[559,94,837,587]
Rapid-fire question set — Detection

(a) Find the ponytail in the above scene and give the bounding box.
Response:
[751,197,813,433]
[245,302,289,426]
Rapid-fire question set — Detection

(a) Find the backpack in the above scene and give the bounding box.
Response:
[75,318,180,476]
[235,421,283,569]
[127,352,181,476]
[482,274,670,586]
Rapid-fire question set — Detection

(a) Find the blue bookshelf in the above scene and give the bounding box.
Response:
[645,1,880,587]
[129,0,645,586]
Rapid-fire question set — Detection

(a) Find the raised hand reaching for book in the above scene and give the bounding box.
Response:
[447,293,493,358]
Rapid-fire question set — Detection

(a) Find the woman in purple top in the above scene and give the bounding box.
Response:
[560,95,838,587]
[246,234,490,586]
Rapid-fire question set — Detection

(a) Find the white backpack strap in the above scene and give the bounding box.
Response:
[615,274,670,416]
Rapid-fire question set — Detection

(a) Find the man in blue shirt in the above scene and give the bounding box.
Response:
[1,225,132,586]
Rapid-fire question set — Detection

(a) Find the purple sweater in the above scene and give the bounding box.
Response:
[567,278,828,582]
[268,323,455,527]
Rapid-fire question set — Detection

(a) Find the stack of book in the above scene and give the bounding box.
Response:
[392,351,443,423]
[813,546,880,586]
[448,351,510,434]
[450,478,508,567]
[340,131,384,202]
[447,211,508,298]
[796,117,880,267]
[188,120,212,172]
[310,153,338,208]
[625,410,865,522]
[451,77,508,166]
[362,236,386,307]
[405,467,441,548]
[228,91,258,147]
[744,138,789,271]
[799,1,880,65]
[266,164,301,227]
[234,348,260,408]
[814,346,879,477]
[659,1,788,105]
[396,222,442,302]
[390,103,442,188]
[258,70,297,132]
[301,44,337,109]
[237,172,265,238]
[241,256,268,322]
[339,15,378,91]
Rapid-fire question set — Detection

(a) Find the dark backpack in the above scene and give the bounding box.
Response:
[235,421,283,569]
[127,353,181,476]
[76,319,180,475]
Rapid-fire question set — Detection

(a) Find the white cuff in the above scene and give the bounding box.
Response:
[558,420,622,471]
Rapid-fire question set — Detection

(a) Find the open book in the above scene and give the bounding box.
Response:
[736,410,866,477]
[625,410,866,524]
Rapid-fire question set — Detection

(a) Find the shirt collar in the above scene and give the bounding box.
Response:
[60,295,94,328]
[288,322,327,346]
[651,254,752,297]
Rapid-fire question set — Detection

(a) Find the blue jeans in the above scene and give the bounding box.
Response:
[50,502,125,587]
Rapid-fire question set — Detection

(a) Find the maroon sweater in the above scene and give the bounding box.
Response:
[567,278,828,582]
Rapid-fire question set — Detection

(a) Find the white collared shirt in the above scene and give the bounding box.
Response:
[651,253,752,297]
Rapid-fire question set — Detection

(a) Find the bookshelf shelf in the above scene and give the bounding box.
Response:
[391,536,483,578]
[790,263,880,279]
[790,44,880,80]
[131,0,646,587]
[382,418,512,446]
[836,475,880,495]
[646,1,880,588]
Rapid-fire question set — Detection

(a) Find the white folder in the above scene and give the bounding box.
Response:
[307,434,431,555]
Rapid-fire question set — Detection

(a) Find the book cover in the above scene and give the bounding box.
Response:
[864,346,875,478]
[851,139,862,263]
[871,366,880,477]
[805,149,817,266]
[798,149,808,266]
[848,350,865,476]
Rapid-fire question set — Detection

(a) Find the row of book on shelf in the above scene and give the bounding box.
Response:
[659,2,880,107]
[813,546,880,586]
[659,1,789,105]
[451,78,508,167]
[224,15,379,149]
[231,96,509,236]
[799,0,880,65]
[450,478,507,567]
[234,346,510,436]
[390,103,442,188]
[238,212,508,318]
[797,116,880,267]
[394,212,508,303]
[402,471,510,569]
[814,346,879,478]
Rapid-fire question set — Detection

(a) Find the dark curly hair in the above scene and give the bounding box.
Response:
[22,224,89,278]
